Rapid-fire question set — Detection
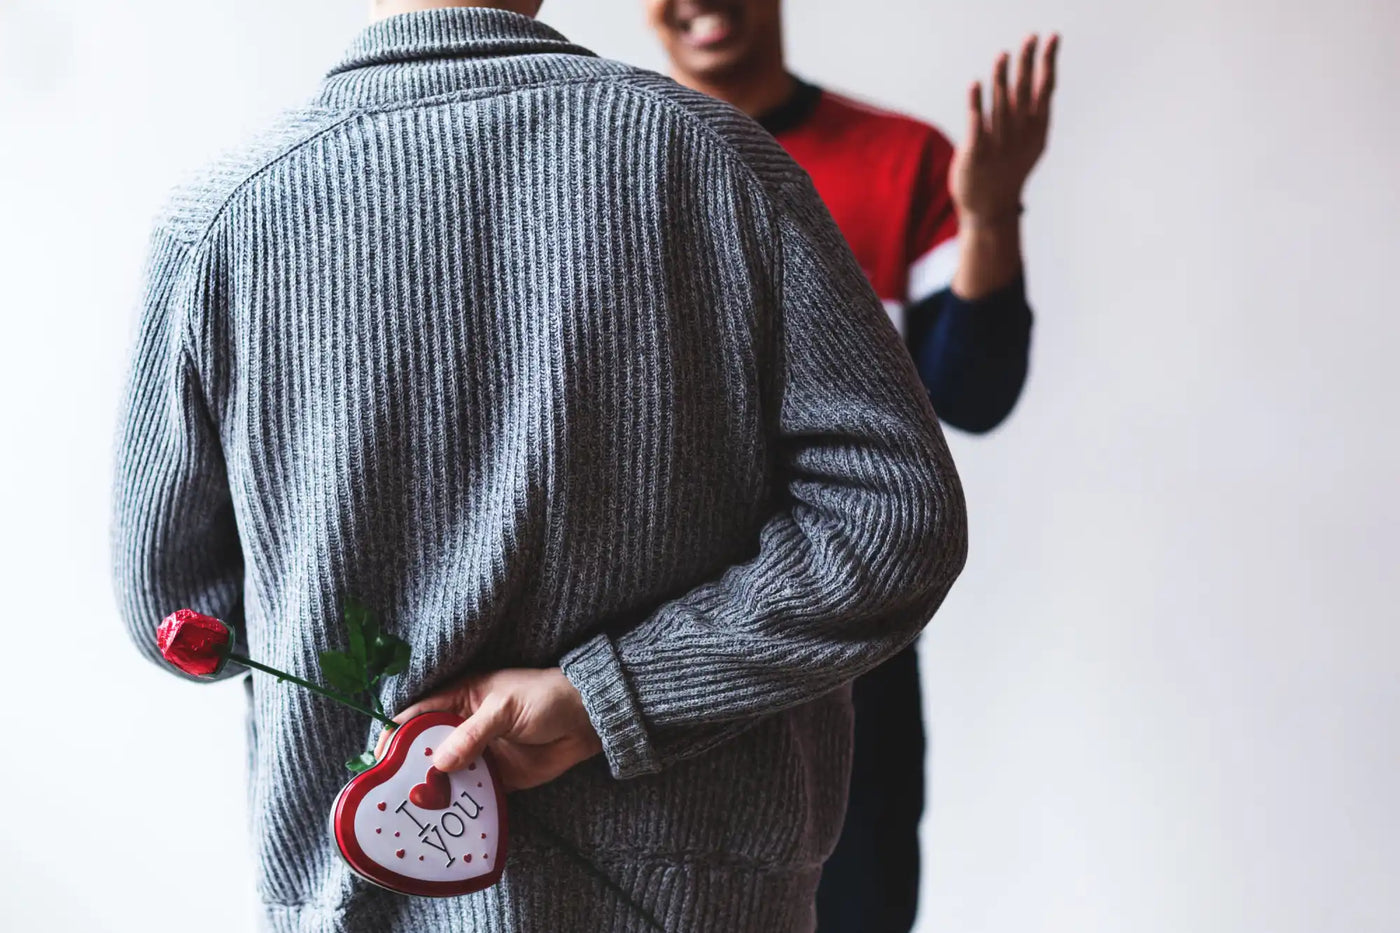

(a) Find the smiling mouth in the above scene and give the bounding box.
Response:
[679,10,738,49]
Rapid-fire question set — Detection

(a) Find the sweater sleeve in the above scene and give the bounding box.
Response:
[905,278,1034,434]
[111,225,246,681]
[561,178,969,780]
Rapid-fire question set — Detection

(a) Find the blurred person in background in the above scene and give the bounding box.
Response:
[645,2,1059,930]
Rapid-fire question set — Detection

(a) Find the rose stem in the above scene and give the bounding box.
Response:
[228,654,397,729]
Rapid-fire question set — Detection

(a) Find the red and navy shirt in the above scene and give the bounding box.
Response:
[759,79,1032,434]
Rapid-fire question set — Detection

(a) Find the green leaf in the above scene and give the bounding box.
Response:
[319,650,366,694]
[362,600,383,641]
[343,598,370,669]
[366,630,408,678]
[382,640,412,678]
[345,751,377,774]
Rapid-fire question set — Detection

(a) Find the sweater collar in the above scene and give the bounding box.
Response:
[328,8,595,77]
[756,76,823,137]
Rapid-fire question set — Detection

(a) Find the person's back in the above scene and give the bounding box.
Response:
[113,8,967,931]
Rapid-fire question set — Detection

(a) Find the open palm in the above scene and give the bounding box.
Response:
[950,34,1060,225]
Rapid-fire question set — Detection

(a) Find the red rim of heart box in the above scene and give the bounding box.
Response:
[332,711,509,897]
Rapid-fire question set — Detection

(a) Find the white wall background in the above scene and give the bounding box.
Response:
[1,1,1395,930]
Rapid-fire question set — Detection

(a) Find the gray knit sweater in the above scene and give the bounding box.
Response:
[112,10,967,932]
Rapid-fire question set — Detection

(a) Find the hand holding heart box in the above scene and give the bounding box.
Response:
[332,712,508,897]
[156,609,512,898]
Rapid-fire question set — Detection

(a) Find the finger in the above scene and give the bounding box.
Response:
[392,692,467,726]
[433,692,514,773]
[372,706,436,756]
[373,725,394,760]
[991,52,1010,140]
[486,740,544,793]
[377,688,478,759]
[1033,33,1060,121]
[1015,34,1037,116]
[965,80,985,152]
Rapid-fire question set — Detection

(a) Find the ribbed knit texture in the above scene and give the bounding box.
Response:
[111,10,967,932]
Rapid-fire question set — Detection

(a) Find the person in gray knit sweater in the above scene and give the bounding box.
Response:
[112,2,967,931]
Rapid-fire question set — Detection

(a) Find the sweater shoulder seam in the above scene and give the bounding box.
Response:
[166,108,355,252]
[594,75,789,315]
[601,75,795,207]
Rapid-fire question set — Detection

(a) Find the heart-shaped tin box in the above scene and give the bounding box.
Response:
[331,712,508,897]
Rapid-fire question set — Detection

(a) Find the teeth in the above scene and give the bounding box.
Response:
[687,13,729,43]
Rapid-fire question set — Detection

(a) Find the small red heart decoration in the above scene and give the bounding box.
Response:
[331,712,508,897]
[409,767,452,811]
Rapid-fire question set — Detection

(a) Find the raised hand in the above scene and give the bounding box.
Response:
[375,667,603,792]
[950,33,1059,228]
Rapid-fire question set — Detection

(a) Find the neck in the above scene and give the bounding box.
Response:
[371,1,529,22]
[673,61,796,119]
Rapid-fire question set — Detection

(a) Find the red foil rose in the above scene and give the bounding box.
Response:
[157,609,232,677]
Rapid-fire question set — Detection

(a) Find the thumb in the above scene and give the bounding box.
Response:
[432,692,513,773]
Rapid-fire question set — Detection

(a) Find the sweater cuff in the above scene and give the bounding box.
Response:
[940,275,1033,346]
[560,633,660,780]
